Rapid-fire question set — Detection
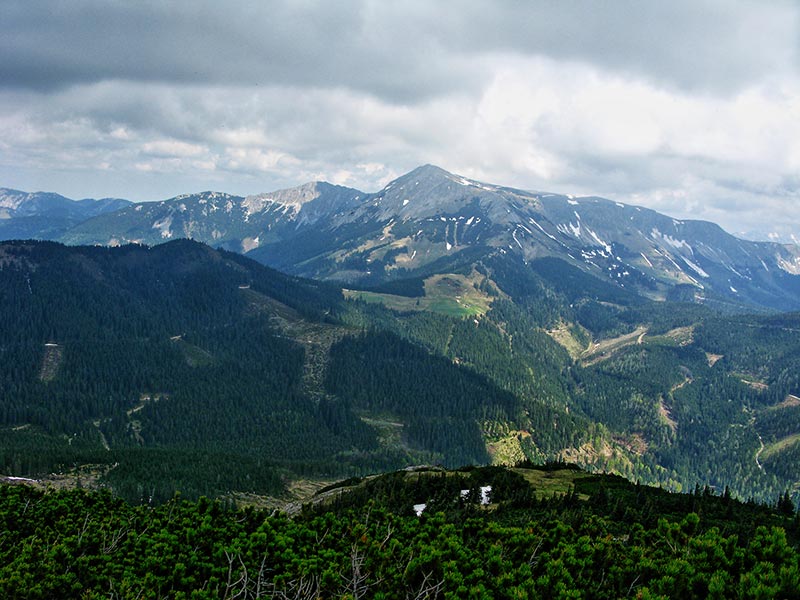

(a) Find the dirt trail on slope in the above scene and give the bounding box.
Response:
[38,343,63,382]
[581,326,647,366]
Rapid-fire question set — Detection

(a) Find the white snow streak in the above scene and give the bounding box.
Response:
[529,217,557,241]
[683,257,710,278]
[511,228,523,250]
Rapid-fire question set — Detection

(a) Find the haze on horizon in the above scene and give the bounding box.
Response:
[1,1,798,242]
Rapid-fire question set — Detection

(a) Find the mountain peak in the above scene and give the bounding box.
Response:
[245,180,362,210]
[408,164,452,177]
[386,164,458,187]
[383,165,497,197]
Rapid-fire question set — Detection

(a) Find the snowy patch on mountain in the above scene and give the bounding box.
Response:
[152,215,173,239]
[722,263,747,279]
[652,247,702,287]
[557,222,582,238]
[585,227,612,254]
[651,228,693,254]
[512,228,523,250]
[682,257,710,278]
[241,195,274,217]
[776,254,800,275]
[241,236,260,252]
[529,217,557,241]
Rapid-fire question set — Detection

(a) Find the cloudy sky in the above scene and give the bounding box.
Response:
[2,1,798,239]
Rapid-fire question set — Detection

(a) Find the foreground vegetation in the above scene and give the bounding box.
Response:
[2,465,799,599]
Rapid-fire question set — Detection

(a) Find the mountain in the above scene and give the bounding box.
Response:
[49,166,800,312]
[0,239,580,501]
[62,183,364,253]
[2,239,800,507]
[0,188,131,240]
[248,165,800,313]
[3,171,800,505]
[737,226,800,246]
[0,238,371,501]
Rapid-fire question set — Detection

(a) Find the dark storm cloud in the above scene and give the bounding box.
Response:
[2,0,794,99]
[0,1,476,101]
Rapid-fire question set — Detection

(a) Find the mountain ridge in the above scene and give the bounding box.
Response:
[4,166,800,312]
[0,187,132,241]
[0,187,131,220]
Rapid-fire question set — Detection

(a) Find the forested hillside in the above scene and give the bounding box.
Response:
[0,240,374,501]
[1,240,799,506]
[342,253,800,504]
[0,240,590,502]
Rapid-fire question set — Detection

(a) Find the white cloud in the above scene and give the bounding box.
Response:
[211,128,269,147]
[142,140,207,158]
[222,148,299,174]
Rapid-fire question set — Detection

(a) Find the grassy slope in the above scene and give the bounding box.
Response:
[344,272,494,317]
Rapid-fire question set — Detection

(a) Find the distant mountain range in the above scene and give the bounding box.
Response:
[0,188,130,240]
[4,166,800,312]
[6,165,800,310]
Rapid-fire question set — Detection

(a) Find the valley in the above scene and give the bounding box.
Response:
[0,236,797,508]
[0,167,798,510]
